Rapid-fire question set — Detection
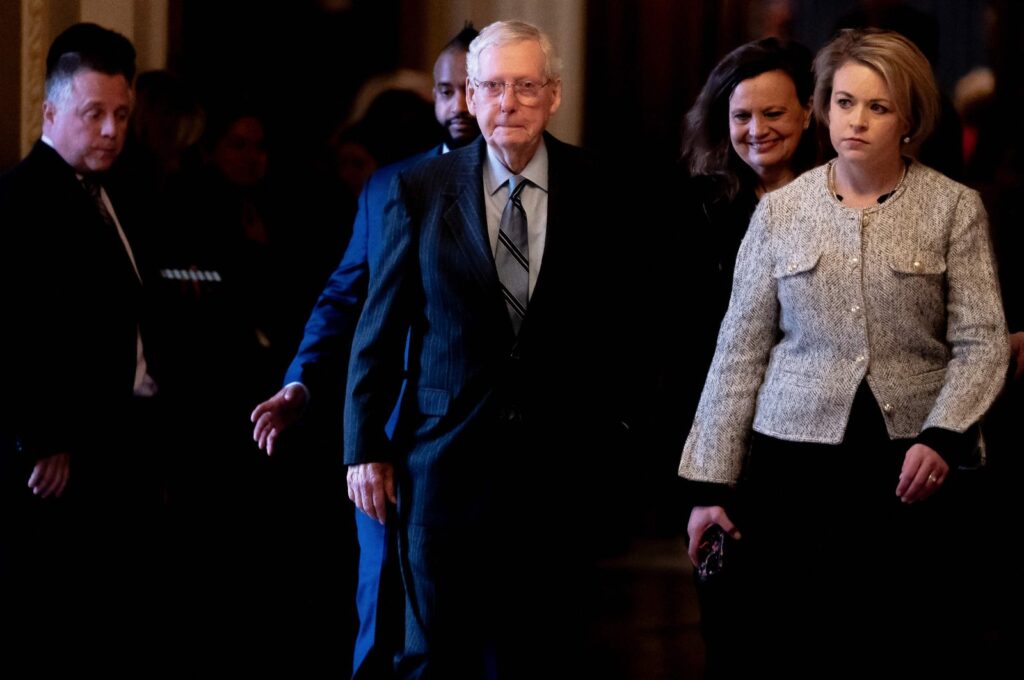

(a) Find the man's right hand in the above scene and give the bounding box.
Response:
[347,462,396,524]
[250,383,308,455]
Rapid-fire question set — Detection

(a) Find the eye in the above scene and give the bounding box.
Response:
[870,102,890,114]
[436,86,454,98]
[83,109,101,121]
[764,109,784,119]
[731,112,751,122]
[479,81,502,96]
[835,97,852,109]
[516,80,539,96]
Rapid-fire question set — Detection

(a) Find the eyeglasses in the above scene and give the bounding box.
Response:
[472,79,551,103]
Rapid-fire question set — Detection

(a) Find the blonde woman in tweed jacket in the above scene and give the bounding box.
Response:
[679,29,1008,671]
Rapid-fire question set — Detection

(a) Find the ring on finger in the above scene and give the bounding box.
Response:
[927,473,938,485]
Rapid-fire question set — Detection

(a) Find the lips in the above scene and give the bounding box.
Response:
[748,138,781,151]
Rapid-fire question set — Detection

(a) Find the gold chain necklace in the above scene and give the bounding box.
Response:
[829,159,907,204]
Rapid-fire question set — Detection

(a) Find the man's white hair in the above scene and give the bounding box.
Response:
[467,20,562,83]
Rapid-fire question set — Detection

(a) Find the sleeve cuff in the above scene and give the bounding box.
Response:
[284,381,311,404]
[915,426,977,466]
[682,479,735,511]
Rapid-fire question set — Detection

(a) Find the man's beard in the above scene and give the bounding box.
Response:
[443,114,479,149]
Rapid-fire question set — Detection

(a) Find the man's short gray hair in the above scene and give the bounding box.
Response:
[467,20,562,83]
[45,71,75,108]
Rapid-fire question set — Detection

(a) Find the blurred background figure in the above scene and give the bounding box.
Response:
[126,69,206,197]
[328,76,440,198]
[147,102,287,670]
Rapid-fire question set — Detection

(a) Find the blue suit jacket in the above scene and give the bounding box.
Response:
[284,146,443,411]
[282,146,444,680]
[344,135,633,528]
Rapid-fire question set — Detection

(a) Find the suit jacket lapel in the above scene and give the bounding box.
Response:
[523,133,572,322]
[443,139,500,290]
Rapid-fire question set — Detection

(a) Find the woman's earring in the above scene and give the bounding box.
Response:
[902,135,910,144]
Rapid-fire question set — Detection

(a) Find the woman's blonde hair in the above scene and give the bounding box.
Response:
[813,28,939,155]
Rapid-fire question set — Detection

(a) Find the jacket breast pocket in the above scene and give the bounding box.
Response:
[773,251,822,280]
[773,250,822,310]
[886,251,946,313]
[888,251,946,277]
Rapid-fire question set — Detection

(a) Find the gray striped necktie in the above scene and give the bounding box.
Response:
[496,175,529,333]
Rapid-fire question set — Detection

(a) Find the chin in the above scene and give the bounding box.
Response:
[86,160,115,173]
[446,133,477,150]
[751,149,785,165]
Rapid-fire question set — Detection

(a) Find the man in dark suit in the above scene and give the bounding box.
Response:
[250,25,479,679]
[0,23,158,657]
[345,20,632,678]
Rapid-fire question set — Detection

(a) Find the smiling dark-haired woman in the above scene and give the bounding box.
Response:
[669,37,819,675]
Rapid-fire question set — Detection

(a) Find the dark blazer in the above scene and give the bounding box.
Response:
[344,134,631,528]
[0,141,144,465]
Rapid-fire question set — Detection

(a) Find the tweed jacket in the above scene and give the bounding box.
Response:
[679,160,1009,484]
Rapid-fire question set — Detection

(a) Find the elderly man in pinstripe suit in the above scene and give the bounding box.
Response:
[345,20,634,679]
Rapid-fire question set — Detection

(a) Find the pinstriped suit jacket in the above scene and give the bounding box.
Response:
[344,134,627,526]
[680,161,1009,485]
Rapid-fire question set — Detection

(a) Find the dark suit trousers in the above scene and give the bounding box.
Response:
[716,385,966,676]
[0,443,76,657]
[0,396,165,665]
[395,420,601,680]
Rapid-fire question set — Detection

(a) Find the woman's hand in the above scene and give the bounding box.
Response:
[687,505,741,566]
[1009,331,1024,380]
[896,443,949,503]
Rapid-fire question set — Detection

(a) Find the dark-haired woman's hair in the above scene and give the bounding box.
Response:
[682,38,816,201]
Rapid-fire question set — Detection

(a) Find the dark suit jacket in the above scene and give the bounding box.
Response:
[0,141,144,465]
[344,134,632,528]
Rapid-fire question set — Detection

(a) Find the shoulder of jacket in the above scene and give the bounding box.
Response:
[906,161,974,197]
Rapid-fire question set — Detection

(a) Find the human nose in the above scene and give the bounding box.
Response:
[100,114,118,138]
[849,105,867,129]
[749,115,767,138]
[454,88,469,114]
[498,83,517,110]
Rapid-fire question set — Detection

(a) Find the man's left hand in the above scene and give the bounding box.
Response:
[347,462,396,524]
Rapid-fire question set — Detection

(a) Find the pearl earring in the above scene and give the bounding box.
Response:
[902,135,910,144]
